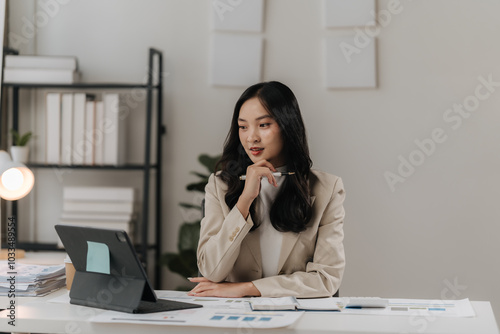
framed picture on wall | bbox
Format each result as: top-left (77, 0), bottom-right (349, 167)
top-left (212, 0), bottom-right (264, 32)
top-left (324, 35), bottom-right (377, 88)
top-left (210, 34), bottom-right (263, 87)
top-left (324, 0), bottom-right (376, 28)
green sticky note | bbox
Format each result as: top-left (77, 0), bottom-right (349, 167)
top-left (86, 241), bottom-right (110, 274)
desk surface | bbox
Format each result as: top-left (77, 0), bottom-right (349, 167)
top-left (0, 289), bottom-right (499, 334)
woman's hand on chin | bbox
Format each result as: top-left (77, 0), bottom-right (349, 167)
top-left (242, 160), bottom-right (278, 199)
top-left (237, 160), bottom-right (277, 218)
top-left (187, 277), bottom-right (261, 298)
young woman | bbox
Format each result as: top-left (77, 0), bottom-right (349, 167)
top-left (189, 81), bottom-right (345, 298)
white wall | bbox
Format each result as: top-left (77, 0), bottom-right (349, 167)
top-left (7, 0), bottom-right (500, 322)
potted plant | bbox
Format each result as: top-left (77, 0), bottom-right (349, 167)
top-left (10, 129), bottom-right (33, 163)
top-left (161, 153), bottom-right (220, 290)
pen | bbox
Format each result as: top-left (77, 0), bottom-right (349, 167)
top-left (239, 172), bottom-right (295, 180)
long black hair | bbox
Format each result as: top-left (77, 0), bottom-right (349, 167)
top-left (217, 81), bottom-right (313, 233)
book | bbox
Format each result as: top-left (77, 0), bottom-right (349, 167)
top-left (45, 93), bottom-right (61, 164)
top-left (103, 93), bottom-right (126, 165)
top-left (72, 93), bottom-right (87, 165)
top-left (63, 186), bottom-right (134, 202)
top-left (4, 55), bottom-right (78, 70)
top-left (3, 68), bottom-right (80, 84)
top-left (63, 200), bottom-right (134, 214)
top-left (84, 100), bottom-right (96, 165)
top-left (60, 93), bottom-right (74, 165)
top-left (250, 296), bottom-right (340, 311)
top-left (58, 220), bottom-right (132, 230)
top-left (94, 101), bottom-right (105, 165)
top-left (60, 212), bottom-right (133, 221)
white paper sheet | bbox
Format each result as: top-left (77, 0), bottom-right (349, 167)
top-left (90, 290), bottom-right (303, 328)
top-left (340, 298), bottom-right (476, 318)
top-left (0, 262), bottom-right (65, 282)
top-left (90, 308), bottom-right (304, 329)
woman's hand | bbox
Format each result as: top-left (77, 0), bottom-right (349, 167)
top-left (188, 277), bottom-right (261, 298)
top-left (236, 160), bottom-right (277, 218)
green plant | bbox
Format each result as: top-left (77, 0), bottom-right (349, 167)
top-left (10, 129), bottom-right (32, 146)
top-left (161, 153), bottom-right (221, 290)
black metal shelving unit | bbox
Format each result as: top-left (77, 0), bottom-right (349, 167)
top-left (0, 48), bottom-right (165, 287)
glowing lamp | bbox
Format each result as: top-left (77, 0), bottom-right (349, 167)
top-left (0, 150), bottom-right (34, 200)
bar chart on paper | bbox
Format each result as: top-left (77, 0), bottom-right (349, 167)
top-left (90, 308), bottom-right (303, 329)
top-left (341, 298), bottom-right (475, 317)
top-left (89, 290), bottom-right (303, 328)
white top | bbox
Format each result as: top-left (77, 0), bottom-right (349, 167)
top-left (256, 169), bottom-right (287, 277)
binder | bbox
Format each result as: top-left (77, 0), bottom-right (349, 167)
top-left (72, 93), bottom-right (86, 165)
top-left (46, 93), bottom-right (61, 164)
top-left (84, 100), bottom-right (96, 165)
top-left (60, 93), bottom-right (74, 165)
top-left (103, 93), bottom-right (126, 165)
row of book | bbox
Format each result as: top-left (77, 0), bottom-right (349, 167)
top-left (46, 92), bottom-right (127, 166)
top-left (3, 54), bottom-right (80, 84)
top-left (57, 186), bottom-right (136, 247)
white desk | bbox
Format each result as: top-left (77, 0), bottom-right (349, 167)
top-left (0, 289), bottom-right (498, 334)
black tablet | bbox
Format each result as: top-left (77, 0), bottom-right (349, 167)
top-left (55, 224), bottom-right (202, 313)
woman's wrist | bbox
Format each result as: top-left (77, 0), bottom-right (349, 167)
top-left (236, 197), bottom-right (252, 219)
top-left (244, 282), bottom-right (261, 297)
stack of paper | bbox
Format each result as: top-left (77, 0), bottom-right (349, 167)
top-left (57, 186), bottom-right (136, 247)
top-left (3, 55), bottom-right (80, 84)
top-left (0, 263), bottom-right (66, 297)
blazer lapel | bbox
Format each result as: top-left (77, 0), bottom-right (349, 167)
top-left (276, 196), bottom-right (316, 273)
top-left (276, 232), bottom-right (300, 273)
top-left (243, 230), bottom-right (262, 270)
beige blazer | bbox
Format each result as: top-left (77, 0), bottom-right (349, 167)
top-left (197, 169), bottom-right (346, 298)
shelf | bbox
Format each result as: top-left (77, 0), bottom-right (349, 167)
top-left (11, 242), bottom-right (63, 252)
top-left (3, 82), bottom-right (160, 89)
top-left (1, 48), bottom-right (165, 288)
top-left (5, 242), bottom-right (159, 252)
top-left (27, 163), bottom-right (158, 170)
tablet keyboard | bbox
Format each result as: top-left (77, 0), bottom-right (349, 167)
top-left (136, 298), bottom-right (202, 313)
